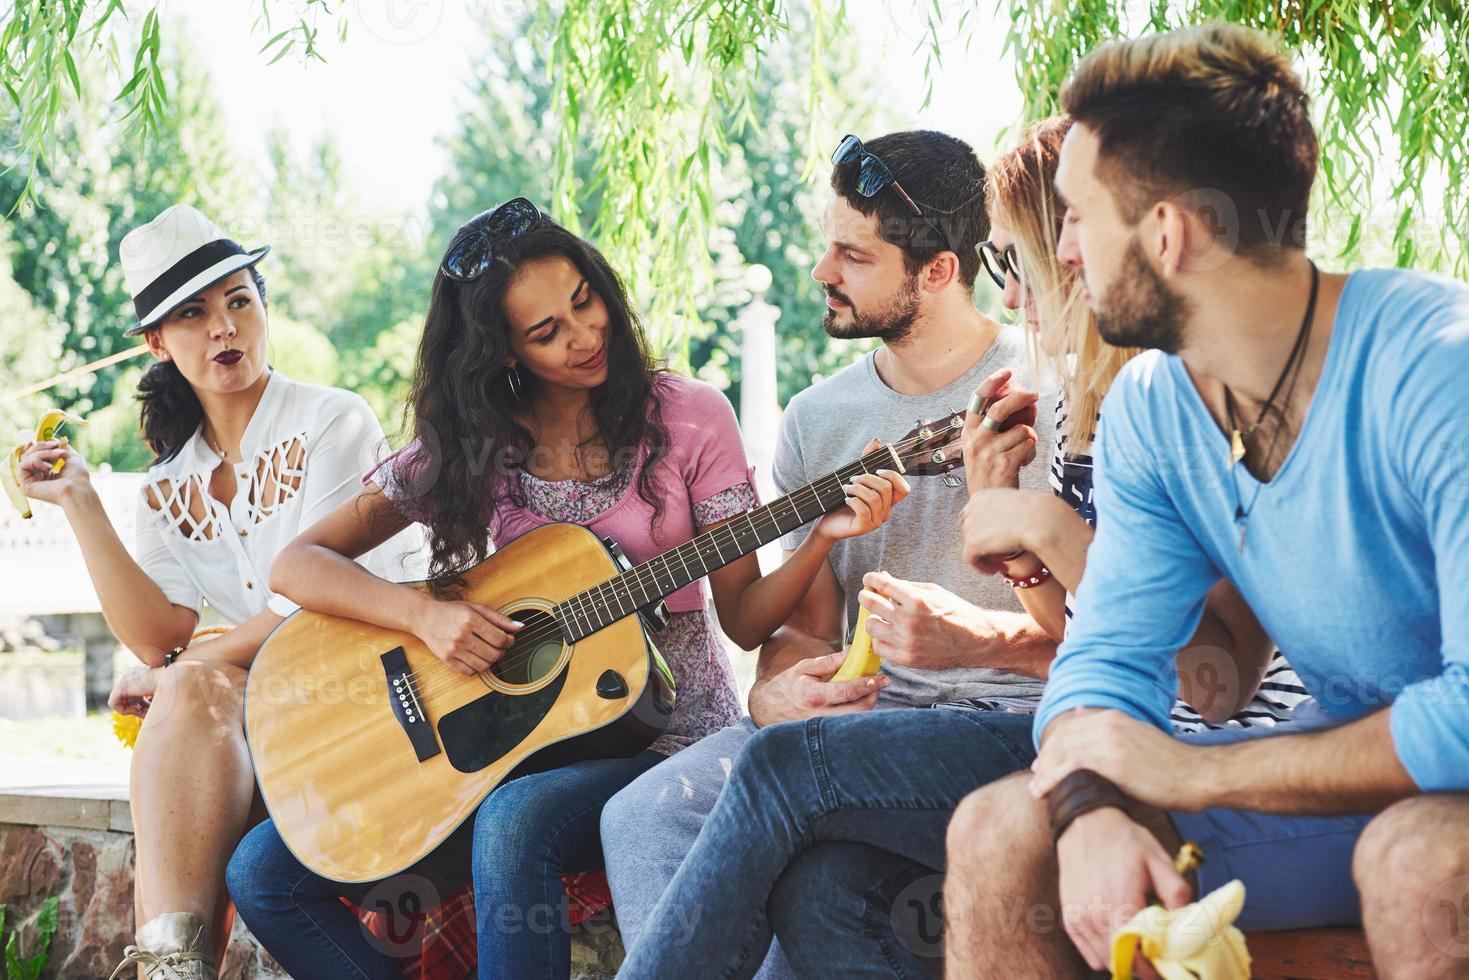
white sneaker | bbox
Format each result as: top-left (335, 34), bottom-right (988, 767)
top-left (108, 912), bottom-right (217, 980)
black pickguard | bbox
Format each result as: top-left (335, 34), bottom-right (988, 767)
top-left (437, 669), bottom-right (570, 773)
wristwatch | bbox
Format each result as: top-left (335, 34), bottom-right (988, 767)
top-left (163, 647), bottom-right (184, 667)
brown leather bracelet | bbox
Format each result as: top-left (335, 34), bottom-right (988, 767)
top-left (1047, 768), bottom-right (1130, 844)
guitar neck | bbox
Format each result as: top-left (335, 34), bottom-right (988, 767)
top-left (557, 443), bottom-right (903, 642)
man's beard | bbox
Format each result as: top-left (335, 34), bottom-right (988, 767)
top-left (823, 277), bottom-right (921, 344)
top-left (1094, 240), bottom-right (1192, 353)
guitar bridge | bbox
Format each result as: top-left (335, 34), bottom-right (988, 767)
top-left (381, 646), bottom-right (441, 763)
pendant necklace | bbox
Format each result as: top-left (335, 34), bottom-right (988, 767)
top-left (1224, 261), bottom-right (1319, 553)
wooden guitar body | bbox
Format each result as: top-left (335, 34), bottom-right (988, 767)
top-left (244, 521), bottom-right (675, 883)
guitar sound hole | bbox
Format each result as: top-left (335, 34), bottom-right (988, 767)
top-left (490, 608), bottom-right (566, 686)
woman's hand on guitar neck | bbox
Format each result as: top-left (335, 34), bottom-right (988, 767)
top-left (416, 600), bottom-right (522, 677)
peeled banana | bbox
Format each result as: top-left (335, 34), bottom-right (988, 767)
top-left (1110, 877), bottom-right (1251, 980)
top-left (1, 410), bottom-right (86, 519)
top-left (832, 603), bottom-right (882, 681)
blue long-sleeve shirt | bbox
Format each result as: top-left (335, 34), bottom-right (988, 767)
top-left (1035, 268), bottom-right (1469, 792)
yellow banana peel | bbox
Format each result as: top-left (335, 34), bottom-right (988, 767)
top-left (2, 446), bottom-right (29, 519)
top-left (1110, 878), bottom-right (1251, 980)
top-left (35, 409), bottom-right (84, 474)
top-left (832, 604), bottom-right (882, 681)
top-left (1, 409), bottom-right (86, 518)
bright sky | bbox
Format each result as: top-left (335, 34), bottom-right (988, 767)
top-left (176, 0), bottom-right (1023, 217)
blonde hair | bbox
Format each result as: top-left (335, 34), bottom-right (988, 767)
top-left (985, 116), bottom-right (1141, 450)
top-left (1060, 22), bottom-right (1317, 255)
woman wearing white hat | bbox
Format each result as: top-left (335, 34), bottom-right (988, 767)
top-left (16, 205), bottom-right (423, 980)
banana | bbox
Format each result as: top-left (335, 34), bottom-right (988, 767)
top-left (832, 604), bottom-right (882, 681)
top-left (1110, 876), bottom-right (1251, 980)
top-left (34, 409), bottom-right (84, 474)
top-left (2, 446), bottom-right (29, 519)
top-left (0, 409), bottom-right (86, 518)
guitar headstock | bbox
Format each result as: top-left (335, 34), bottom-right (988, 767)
top-left (889, 411), bottom-right (965, 477)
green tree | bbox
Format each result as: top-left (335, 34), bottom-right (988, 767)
top-left (686, 2), bottom-right (889, 405)
top-left (998, 0), bottom-right (1468, 274)
top-left (0, 241), bottom-right (66, 445)
top-left (0, 39), bottom-right (252, 417)
top-left (10, 0), bottom-right (1466, 315)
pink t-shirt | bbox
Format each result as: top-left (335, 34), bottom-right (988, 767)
top-left (367, 374), bottom-right (757, 613)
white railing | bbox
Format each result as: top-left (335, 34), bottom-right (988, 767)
top-left (0, 473), bottom-right (144, 617)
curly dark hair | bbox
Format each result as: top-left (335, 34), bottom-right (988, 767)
top-left (407, 215), bottom-right (669, 593)
top-left (137, 265), bottom-right (268, 465)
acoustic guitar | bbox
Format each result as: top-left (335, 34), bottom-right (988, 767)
top-left (245, 412), bottom-right (966, 882)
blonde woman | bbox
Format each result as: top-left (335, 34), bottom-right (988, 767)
top-left (961, 115), bottom-right (1306, 729)
top-left (17, 205), bottom-right (421, 980)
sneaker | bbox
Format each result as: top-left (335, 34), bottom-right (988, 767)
top-left (108, 912), bottom-right (217, 980)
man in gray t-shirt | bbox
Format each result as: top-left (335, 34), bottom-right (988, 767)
top-left (774, 330), bottom-right (1053, 708)
top-left (604, 130), bottom-right (1057, 980)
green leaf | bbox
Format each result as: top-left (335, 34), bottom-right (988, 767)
top-left (62, 49), bottom-right (81, 98)
top-left (258, 28), bottom-right (291, 55)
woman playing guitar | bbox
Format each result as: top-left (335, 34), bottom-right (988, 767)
top-left (228, 199), bottom-right (909, 978)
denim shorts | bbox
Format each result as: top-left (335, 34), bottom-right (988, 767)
top-left (1169, 701), bottom-right (1373, 930)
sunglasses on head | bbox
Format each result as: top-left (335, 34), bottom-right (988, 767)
top-left (440, 197), bottom-right (543, 282)
top-left (978, 240), bottom-right (1021, 289)
top-left (831, 134), bottom-right (956, 255)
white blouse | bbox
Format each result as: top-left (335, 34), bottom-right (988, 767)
top-left (133, 371), bottom-right (426, 625)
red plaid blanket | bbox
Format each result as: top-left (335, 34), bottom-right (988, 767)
top-left (346, 871), bottom-right (613, 979)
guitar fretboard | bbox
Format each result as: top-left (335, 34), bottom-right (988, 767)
top-left (555, 444), bottom-right (902, 642)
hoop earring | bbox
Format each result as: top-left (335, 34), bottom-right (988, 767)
top-left (506, 365), bottom-right (524, 400)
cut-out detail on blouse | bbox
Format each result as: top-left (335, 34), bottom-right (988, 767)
top-left (143, 431), bottom-right (309, 541)
top-left (144, 474), bottom-right (218, 542)
top-left (244, 433), bottom-right (307, 524)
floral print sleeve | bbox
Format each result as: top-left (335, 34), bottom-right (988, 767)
top-left (691, 481), bottom-right (758, 530)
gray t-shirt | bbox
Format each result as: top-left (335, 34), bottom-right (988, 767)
top-left (773, 329), bottom-right (1054, 707)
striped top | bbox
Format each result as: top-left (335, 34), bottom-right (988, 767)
top-left (1049, 396), bottom-right (1310, 733)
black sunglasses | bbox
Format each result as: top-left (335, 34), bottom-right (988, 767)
top-left (978, 240), bottom-right (1021, 289)
top-left (832, 134), bottom-right (956, 255)
top-left (440, 197), bottom-right (543, 282)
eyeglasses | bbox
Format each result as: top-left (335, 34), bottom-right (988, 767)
top-left (978, 240), bottom-right (1021, 289)
top-left (831, 134), bottom-right (955, 255)
top-left (440, 197), bottom-right (543, 282)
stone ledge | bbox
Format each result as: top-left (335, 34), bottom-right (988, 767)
top-left (0, 784), bottom-right (132, 833)
top-left (1, 787), bottom-right (621, 979)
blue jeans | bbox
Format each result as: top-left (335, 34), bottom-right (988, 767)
top-left (616, 707), bottom-right (1037, 979)
top-left (228, 750), bottom-right (661, 979)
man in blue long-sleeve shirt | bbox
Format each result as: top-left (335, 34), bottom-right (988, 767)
top-left (946, 22), bottom-right (1469, 980)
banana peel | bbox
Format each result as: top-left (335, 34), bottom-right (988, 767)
top-left (2, 446), bottom-right (29, 518)
top-left (832, 603), bottom-right (882, 681)
top-left (1, 410), bottom-right (86, 518)
top-left (34, 410), bottom-right (84, 474)
top-left (1110, 878), bottom-right (1251, 980)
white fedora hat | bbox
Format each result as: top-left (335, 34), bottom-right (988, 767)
top-left (120, 205), bottom-right (270, 336)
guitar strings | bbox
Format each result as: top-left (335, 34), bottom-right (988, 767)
top-left (400, 427), bottom-right (955, 692)
top-left (394, 423), bottom-right (959, 692)
top-left (493, 424), bottom-right (954, 657)
top-left (401, 435), bottom-right (944, 693)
